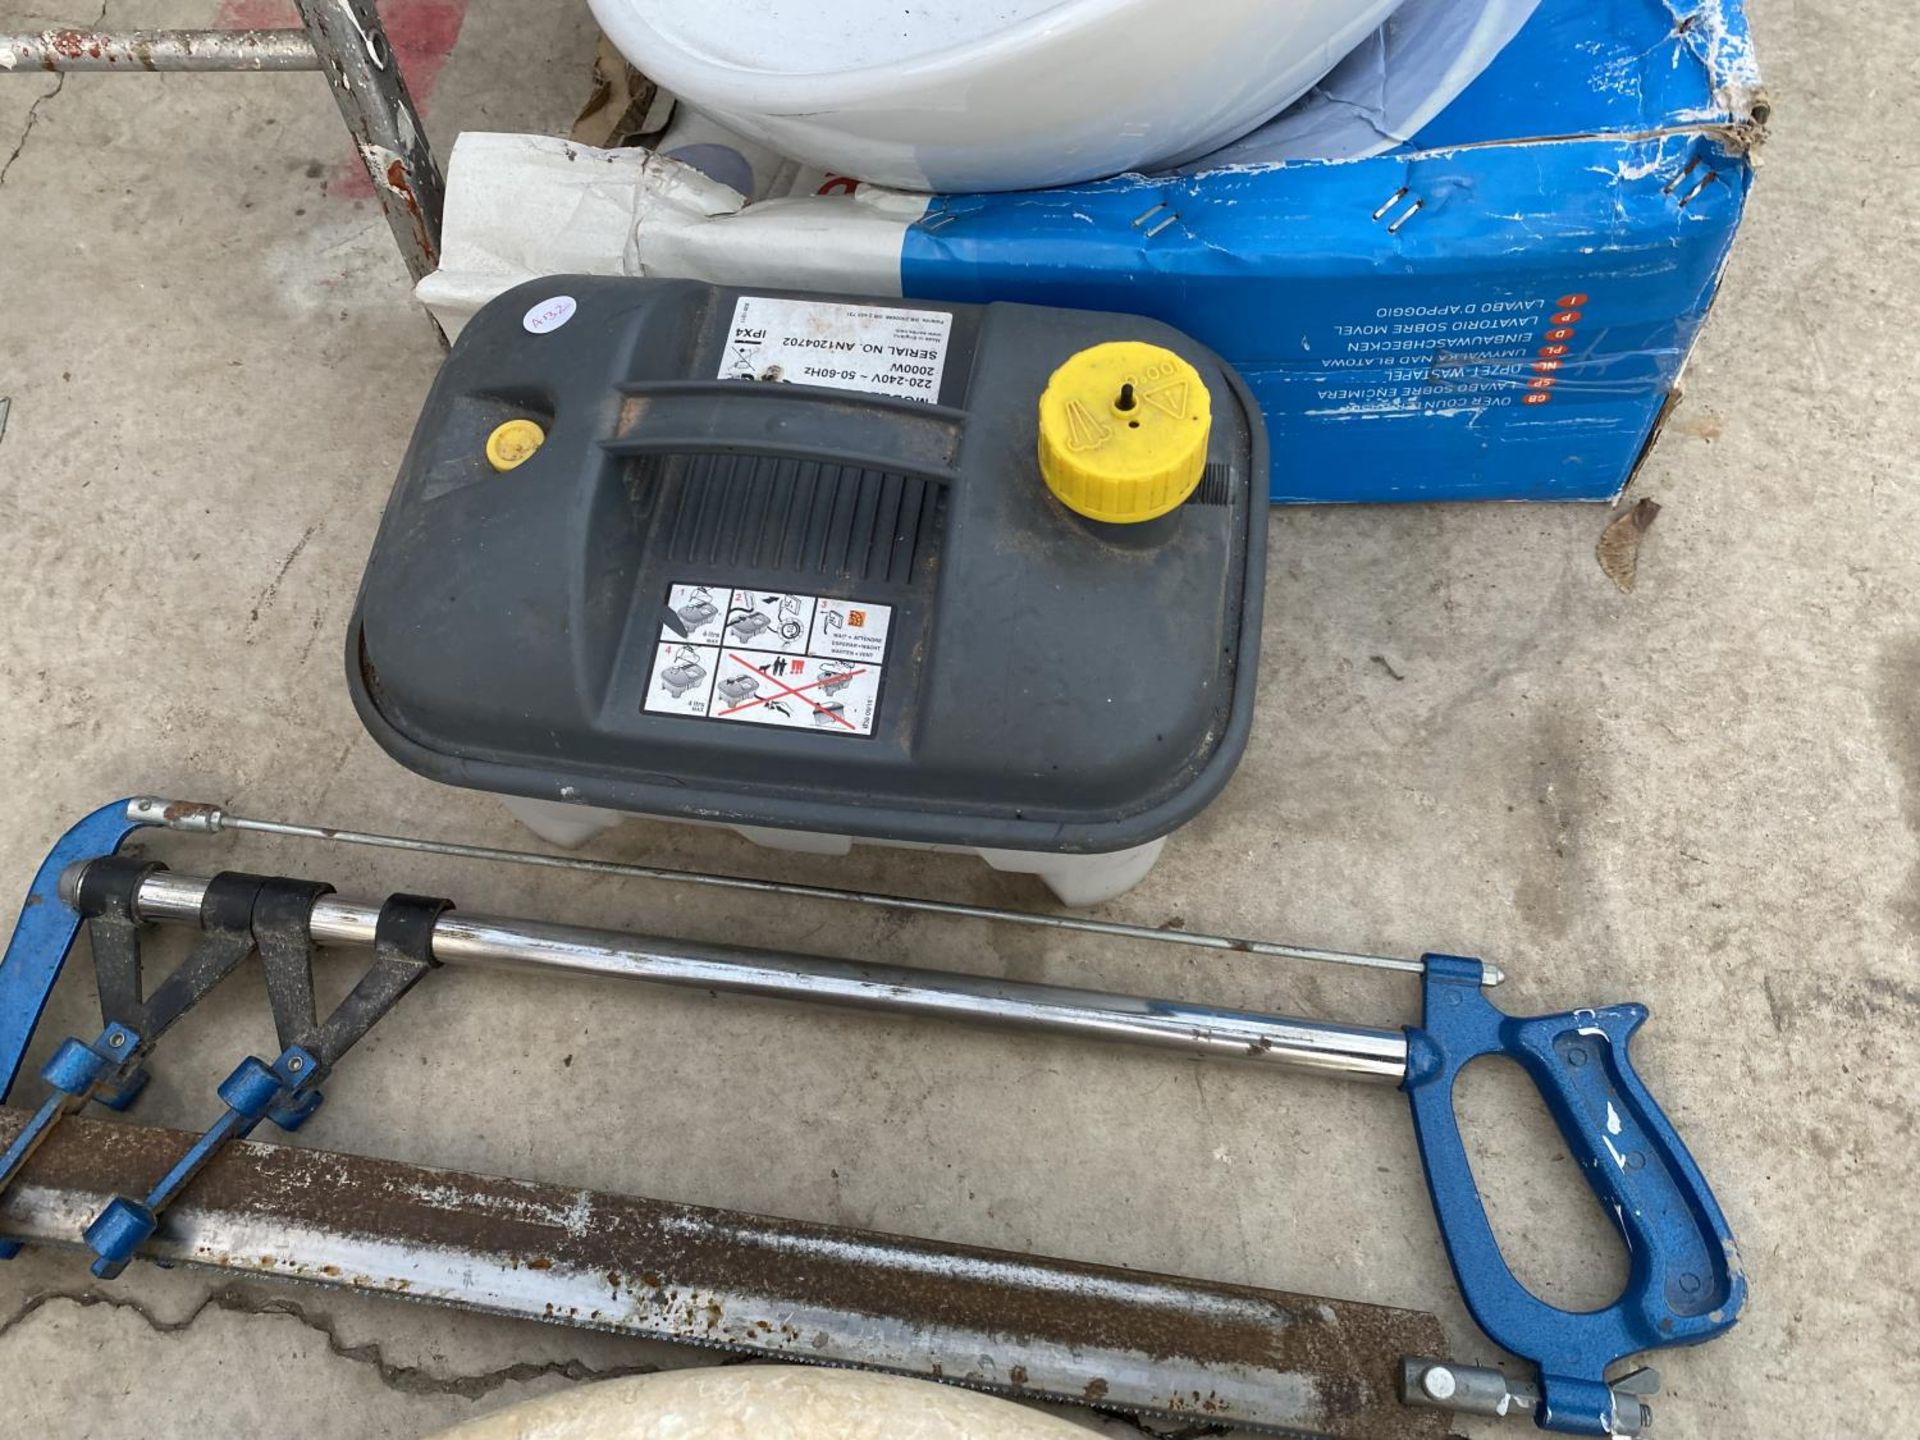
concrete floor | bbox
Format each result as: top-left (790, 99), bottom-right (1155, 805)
top-left (1, 0), bottom-right (1914, 1435)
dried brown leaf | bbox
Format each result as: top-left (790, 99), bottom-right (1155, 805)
top-left (1597, 497), bottom-right (1662, 593)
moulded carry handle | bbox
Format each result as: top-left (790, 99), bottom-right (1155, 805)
top-left (1402, 955), bottom-right (1747, 1437)
top-left (604, 378), bottom-right (967, 488)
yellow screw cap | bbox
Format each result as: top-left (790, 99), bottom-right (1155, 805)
top-left (1037, 341), bottom-right (1212, 524)
top-left (485, 419), bottom-right (546, 473)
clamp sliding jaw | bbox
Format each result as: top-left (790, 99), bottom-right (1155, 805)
top-left (79, 885), bottom-right (447, 1278)
top-left (0, 801), bottom-right (448, 1276)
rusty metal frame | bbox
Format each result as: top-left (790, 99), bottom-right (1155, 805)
top-left (1, 3), bottom-right (442, 283)
top-left (1, 29), bottom-right (320, 70)
top-left (0, 1104), bottom-right (1449, 1440)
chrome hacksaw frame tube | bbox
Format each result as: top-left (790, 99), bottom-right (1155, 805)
top-left (82, 868), bottom-right (1411, 1083)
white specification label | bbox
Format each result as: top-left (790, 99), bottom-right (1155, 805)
top-left (718, 296), bottom-right (953, 405)
top-left (647, 584), bottom-right (893, 736)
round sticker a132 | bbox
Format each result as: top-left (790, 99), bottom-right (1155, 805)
top-left (523, 295), bottom-right (577, 335)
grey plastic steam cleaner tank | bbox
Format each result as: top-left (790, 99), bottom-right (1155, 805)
top-left (348, 277), bottom-right (1268, 904)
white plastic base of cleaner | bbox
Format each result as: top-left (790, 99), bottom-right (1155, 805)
top-left (500, 796), bottom-right (1170, 908)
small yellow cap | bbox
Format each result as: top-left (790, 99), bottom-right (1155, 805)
top-left (485, 418), bottom-right (546, 473)
top-left (1037, 341), bottom-right (1212, 524)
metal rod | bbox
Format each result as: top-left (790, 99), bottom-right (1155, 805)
top-left (292, 0), bottom-right (443, 283)
top-left (101, 868), bottom-right (1411, 1082)
top-left (0, 1106), bottom-right (1448, 1439)
top-left (128, 799), bottom-right (1501, 986)
top-left (1, 10), bottom-right (442, 302)
top-left (1, 29), bottom-right (321, 72)
top-left (1400, 1358), bottom-right (1651, 1438)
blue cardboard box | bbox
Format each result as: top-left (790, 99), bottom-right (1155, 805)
top-left (903, 0), bottom-right (1765, 502)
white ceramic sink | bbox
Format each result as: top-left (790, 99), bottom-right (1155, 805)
top-left (588, 0), bottom-right (1410, 192)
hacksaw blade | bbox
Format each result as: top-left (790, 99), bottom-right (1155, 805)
top-left (0, 1106), bottom-right (1447, 1438)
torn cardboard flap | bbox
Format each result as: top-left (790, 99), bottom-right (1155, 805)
top-left (570, 34), bottom-right (671, 150)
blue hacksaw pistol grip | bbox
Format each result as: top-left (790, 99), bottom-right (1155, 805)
top-left (1403, 954), bottom-right (1747, 1436)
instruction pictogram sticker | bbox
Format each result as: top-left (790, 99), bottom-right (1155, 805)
top-left (721, 590), bottom-right (816, 654)
top-left (645, 582), bottom-right (891, 736)
top-left (711, 651), bottom-right (879, 733)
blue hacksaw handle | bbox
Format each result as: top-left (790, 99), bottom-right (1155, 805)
top-left (0, 799), bottom-right (155, 1101)
top-left (1403, 954), bottom-right (1747, 1436)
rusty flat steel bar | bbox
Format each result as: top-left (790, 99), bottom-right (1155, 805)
top-left (1, 29), bottom-right (320, 72)
top-left (0, 1106), bottom-right (1446, 1439)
